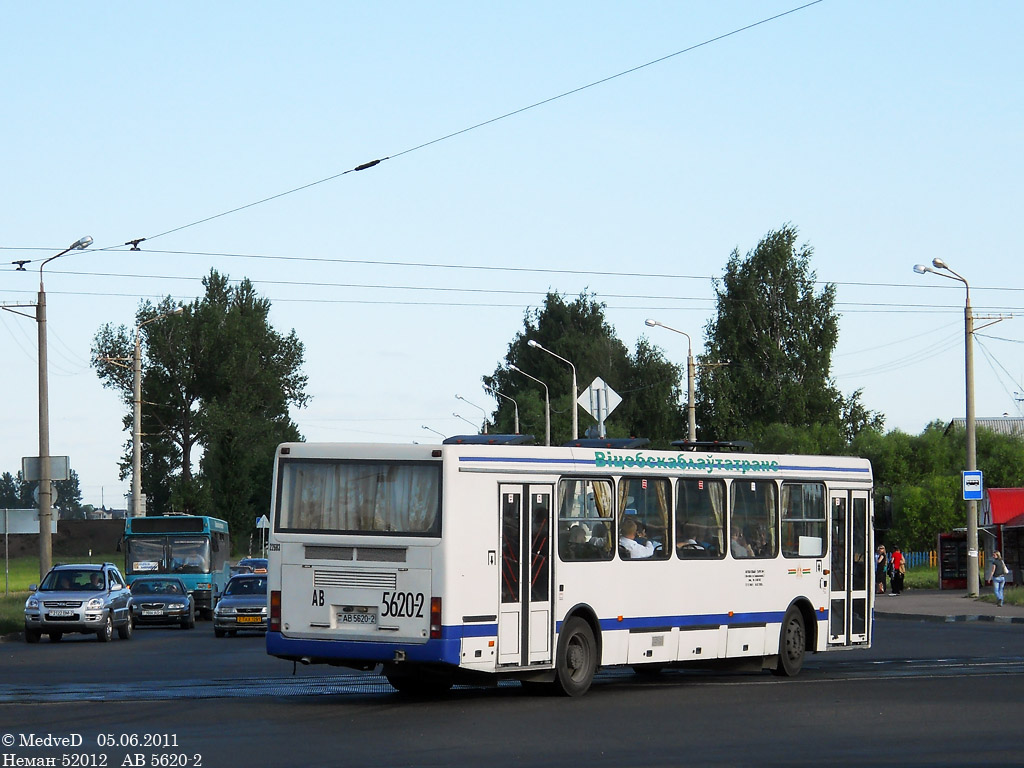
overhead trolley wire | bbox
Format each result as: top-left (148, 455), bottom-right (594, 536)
top-left (121, 1), bottom-right (827, 247)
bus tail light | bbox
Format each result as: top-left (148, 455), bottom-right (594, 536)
top-left (429, 597), bottom-right (442, 639)
top-left (270, 590), bottom-right (281, 632)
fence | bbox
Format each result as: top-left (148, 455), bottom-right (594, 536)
top-left (904, 550), bottom-right (937, 569)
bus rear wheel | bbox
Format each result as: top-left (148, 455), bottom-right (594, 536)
top-left (773, 605), bottom-right (806, 677)
top-left (554, 617), bottom-right (597, 697)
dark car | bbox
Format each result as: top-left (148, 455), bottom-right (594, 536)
top-left (130, 576), bottom-right (196, 629)
top-left (24, 563), bottom-right (134, 643)
top-left (213, 574), bottom-right (268, 636)
top-left (236, 557), bottom-right (268, 574)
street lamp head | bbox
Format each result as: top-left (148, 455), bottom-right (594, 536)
top-left (527, 339), bottom-right (540, 349)
top-left (913, 264), bottom-right (929, 274)
top-left (508, 363), bottom-right (521, 373)
top-left (931, 258), bottom-right (948, 270)
top-left (644, 319), bottom-right (658, 328)
top-left (70, 236), bottom-right (93, 251)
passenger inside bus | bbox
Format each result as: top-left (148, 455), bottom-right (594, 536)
top-left (730, 526), bottom-right (754, 558)
top-left (619, 517), bottom-right (655, 559)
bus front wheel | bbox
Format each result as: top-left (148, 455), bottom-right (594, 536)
top-left (554, 617), bottom-right (597, 697)
top-left (773, 605), bottom-right (806, 677)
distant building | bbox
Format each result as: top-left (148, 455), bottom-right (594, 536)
top-left (945, 416), bottom-right (1024, 437)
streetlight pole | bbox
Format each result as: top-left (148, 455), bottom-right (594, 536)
top-left (36, 236), bottom-right (92, 578)
top-left (455, 394), bottom-right (488, 434)
top-left (645, 319), bottom-right (697, 442)
top-left (914, 259), bottom-right (979, 596)
top-left (485, 386), bottom-right (519, 434)
top-left (509, 364), bottom-right (550, 446)
top-left (132, 308), bottom-right (184, 518)
top-left (527, 340), bottom-right (578, 440)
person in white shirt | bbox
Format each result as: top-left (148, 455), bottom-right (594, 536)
top-left (619, 517), bottom-right (655, 559)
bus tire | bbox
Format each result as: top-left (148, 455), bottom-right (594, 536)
top-left (554, 616), bottom-right (597, 697)
top-left (773, 605), bottom-right (806, 677)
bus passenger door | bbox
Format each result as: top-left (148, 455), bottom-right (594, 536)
top-left (497, 484), bottom-right (553, 667)
top-left (828, 490), bottom-right (870, 646)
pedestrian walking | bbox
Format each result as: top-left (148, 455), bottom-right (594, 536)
top-left (875, 545), bottom-right (887, 594)
top-left (889, 546), bottom-right (905, 595)
top-left (988, 550), bottom-right (1010, 607)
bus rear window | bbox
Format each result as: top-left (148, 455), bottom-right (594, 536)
top-left (276, 459), bottom-right (441, 536)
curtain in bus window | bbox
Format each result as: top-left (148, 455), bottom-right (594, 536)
top-left (592, 480), bottom-right (612, 518)
top-left (280, 461), bottom-right (439, 534)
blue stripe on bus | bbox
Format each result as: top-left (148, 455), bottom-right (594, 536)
top-left (563, 611), bottom-right (788, 633)
top-left (267, 632), bottom-right (464, 666)
top-left (269, 609), bottom-right (819, 665)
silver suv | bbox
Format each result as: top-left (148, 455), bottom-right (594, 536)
top-left (24, 563), bottom-right (134, 643)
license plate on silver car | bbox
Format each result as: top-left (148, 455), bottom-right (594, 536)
top-left (47, 610), bottom-right (74, 618)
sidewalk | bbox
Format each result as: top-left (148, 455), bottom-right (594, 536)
top-left (874, 589), bottom-right (1024, 624)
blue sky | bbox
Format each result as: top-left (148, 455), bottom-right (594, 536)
top-left (2, 1), bottom-right (1023, 508)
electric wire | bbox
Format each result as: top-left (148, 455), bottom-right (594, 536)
top-left (126, 1), bottom-right (826, 247)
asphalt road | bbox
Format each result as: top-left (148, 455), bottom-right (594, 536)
top-left (1, 618), bottom-right (1022, 767)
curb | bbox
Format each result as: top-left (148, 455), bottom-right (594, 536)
top-left (876, 612), bottom-right (1024, 625)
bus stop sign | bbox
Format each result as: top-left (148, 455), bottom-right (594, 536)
top-left (962, 470), bottom-right (983, 501)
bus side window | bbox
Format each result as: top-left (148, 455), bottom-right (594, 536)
top-left (730, 480), bottom-right (777, 559)
top-left (617, 477), bottom-right (670, 560)
top-left (676, 479), bottom-right (726, 559)
top-left (781, 482), bottom-right (826, 558)
top-left (557, 478), bottom-right (614, 562)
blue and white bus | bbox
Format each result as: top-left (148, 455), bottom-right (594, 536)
top-left (266, 437), bottom-right (872, 695)
top-left (123, 515), bottom-right (232, 619)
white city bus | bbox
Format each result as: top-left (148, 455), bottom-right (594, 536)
top-left (266, 436), bottom-right (873, 696)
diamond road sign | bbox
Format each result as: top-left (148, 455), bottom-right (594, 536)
top-left (577, 377), bottom-right (622, 420)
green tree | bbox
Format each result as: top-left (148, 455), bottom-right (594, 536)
top-left (0, 472), bottom-right (20, 508)
top-left (53, 470), bottom-right (83, 519)
top-left (695, 224), bottom-right (883, 445)
top-left (92, 270), bottom-right (308, 540)
top-left (483, 292), bottom-right (685, 446)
